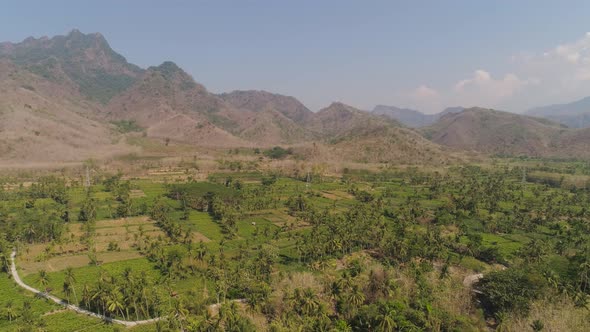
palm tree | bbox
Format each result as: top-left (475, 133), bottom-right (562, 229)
top-left (0, 253), bottom-right (9, 273)
top-left (218, 301), bottom-right (237, 324)
top-left (64, 267), bottom-right (78, 304)
top-left (81, 283), bottom-right (92, 309)
top-left (196, 241), bottom-right (208, 261)
top-left (62, 281), bottom-right (72, 303)
top-left (37, 270), bottom-right (50, 292)
top-left (3, 301), bottom-right (17, 322)
top-left (92, 282), bottom-right (109, 315)
top-left (347, 285), bottom-right (365, 308)
top-left (98, 269), bottom-right (110, 284)
top-left (377, 309), bottom-right (398, 332)
top-left (120, 268), bottom-right (141, 320)
top-left (107, 290), bottom-right (126, 319)
top-left (20, 299), bottom-right (35, 326)
top-left (332, 319), bottom-right (353, 332)
top-left (298, 288), bottom-right (320, 316)
top-left (577, 259), bottom-right (590, 293)
top-left (168, 300), bottom-right (189, 331)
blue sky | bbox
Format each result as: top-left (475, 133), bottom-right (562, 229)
top-left (2, 1), bottom-right (590, 113)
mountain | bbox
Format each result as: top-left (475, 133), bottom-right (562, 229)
top-left (300, 102), bottom-right (454, 164)
top-left (106, 63), bottom-right (317, 145)
top-left (308, 102), bottom-right (400, 137)
top-left (372, 105), bottom-right (432, 127)
top-left (440, 107), bottom-right (466, 116)
top-left (104, 61), bottom-right (250, 147)
top-left (0, 29), bottom-right (143, 104)
top-left (3, 29), bottom-right (590, 165)
top-left (217, 90), bottom-right (317, 143)
top-left (219, 90), bottom-right (313, 124)
top-left (372, 105), bottom-right (464, 128)
top-left (0, 58), bottom-right (134, 164)
top-left (421, 108), bottom-right (590, 158)
top-left (320, 124), bottom-right (456, 164)
top-left (526, 96), bottom-right (590, 128)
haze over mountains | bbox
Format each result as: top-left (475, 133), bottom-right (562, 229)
top-left (1, 30), bottom-right (590, 164)
top-left (373, 100), bottom-right (590, 130)
top-left (0, 30), bottom-right (451, 165)
top-left (421, 108), bottom-right (590, 158)
top-left (525, 96), bottom-right (590, 129)
top-left (372, 105), bottom-right (465, 128)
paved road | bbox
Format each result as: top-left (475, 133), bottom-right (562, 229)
top-left (10, 250), bottom-right (162, 327)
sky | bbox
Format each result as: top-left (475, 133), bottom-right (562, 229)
top-left (2, 1), bottom-right (590, 113)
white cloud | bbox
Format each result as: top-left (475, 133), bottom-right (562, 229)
top-left (454, 70), bottom-right (490, 91)
top-left (402, 70), bottom-right (532, 112)
top-left (452, 70), bottom-right (532, 104)
top-left (522, 32), bottom-right (590, 82)
top-left (405, 33), bottom-right (590, 112)
top-left (410, 85), bottom-right (439, 99)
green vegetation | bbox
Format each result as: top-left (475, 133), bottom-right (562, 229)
top-left (0, 160), bottom-right (589, 330)
top-left (263, 146), bottom-right (293, 159)
top-left (7, 31), bottom-right (141, 104)
top-left (111, 120), bottom-right (144, 133)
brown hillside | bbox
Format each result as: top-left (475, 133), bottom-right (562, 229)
top-left (104, 62), bottom-right (250, 145)
top-left (0, 61), bottom-right (134, 163)
top-left (0, 29), bottom-right (143, 104)
top-left (11, 31), bottom-right (582, 164)
top-left (306, 102), bottom-right (401, 139)
top-left (553, 127), bottom-right (590, 158)
top-left (107, 64), bottom-right (316, 145)
top-left (421, 108), bottom-right (584, 157)
top-left (219, 90), bottom-right (313, 124)
top-left (327, 125), bottom-right (456, 164)
top-left (299, 103), bottom-right (455, 164)
top-left (238, 108), bottom-right (317, 145)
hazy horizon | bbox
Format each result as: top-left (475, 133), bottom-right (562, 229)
top-left (3, 0), bottom-right (590, 113)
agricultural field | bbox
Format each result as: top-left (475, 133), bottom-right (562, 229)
top-left (0, 159), bottom-right (589, 331)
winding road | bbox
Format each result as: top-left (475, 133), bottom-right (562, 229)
top-left (10, 250), bottom-right (162, 327)
top-left (13, 248), bottom-right (479, 327)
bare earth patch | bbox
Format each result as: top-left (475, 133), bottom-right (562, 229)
top-left (20, 216), bottom-right (167, 274)
top-left (19, 250), bottom-right (143, 276)
top-left (130, 189), bottom-right (146, 198)
top-left (321, 190), bottom-right (354, 200)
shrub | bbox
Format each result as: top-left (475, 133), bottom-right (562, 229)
top-left (263, 146), bottom-right (293, 159)
top-left (476, 268), bottom-right (546, 317)
top-left (111, 120), bottom-right (143, 133)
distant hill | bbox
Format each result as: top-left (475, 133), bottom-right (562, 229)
top-left (301, 102), bottom-right (454, 164)
top-left (372, 105), bottom-right (464, 127)
top-left (104, 61), bottom-right (252, 147)
top-left (422, 108), bottom-right (590, 158)
top-left (526, 96), bottom-right (590, 128)
top-left (219, 90), bottom-right (314, 124)
top-left (0, 59), bottom-right (134, 163)
top-left (372, 105), bottom-right (432, 127)
top-left (106, 64), bottom-right (317, 145)
top-left (308, 102), bottom-right (399, 138)
top-left (0, 29), bottom-right (143, 104)
top-left (321, 124), bottom-right (456, 164)
top-left (218, 90), bottom-right (317, 143)
top-left (2, 30), bottom-right (590, 164)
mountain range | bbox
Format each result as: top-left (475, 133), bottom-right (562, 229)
top-left (421, 108), bottom-right (590, 158)
top-left (1, 30), bottom-right (590, 164)
top-left (0, 30), bottom-right (452, 165)
top-left (375, 97), bottom-right (590, 130)
top-left (525, 96), bottom-right (590, 128)
top-left (371, 105), bottom-right (464, 127)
